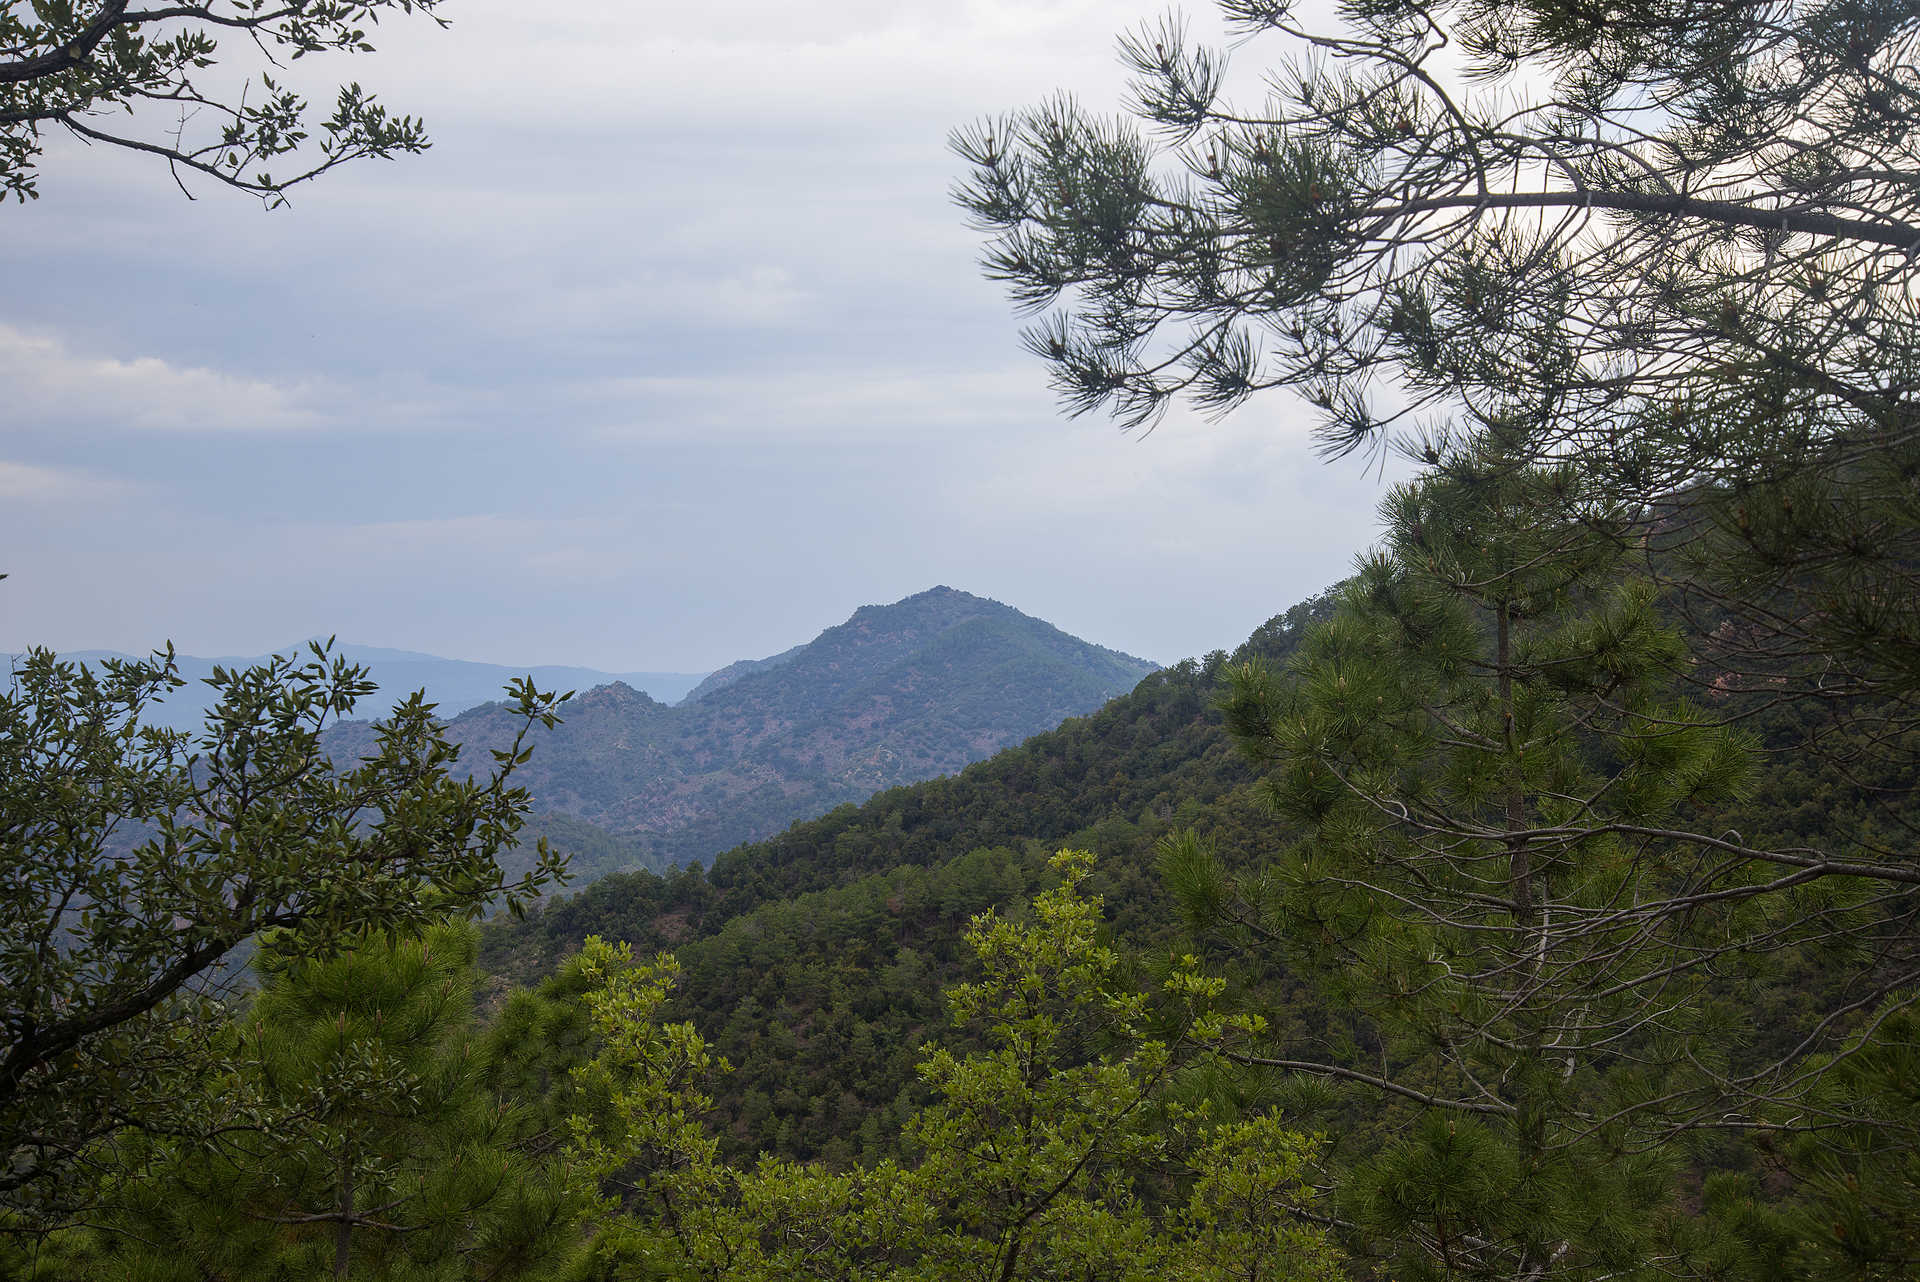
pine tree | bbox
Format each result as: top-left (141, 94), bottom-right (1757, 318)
top-left (954, 0), bottom-right (1919, 493)
top-left (1162, 436), bottom-right (1817, 1276)
top-left (1697, 1001), bottom-right (1920, 1282)
top-left (952, 0), bottom-right (1920, 839)
top-left (961, 3), bottom-right (1920, 1264)
top-left (30, 923), bottom-right (587, 1281)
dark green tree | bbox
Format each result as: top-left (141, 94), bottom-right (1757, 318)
top-left (1166, 441), bottom-right (1779, 1276)
top-left (24, 921), bottom-right (588, 1281)
top-left (1, 0), bottom-right (446, 204)
top-left (961, 3), bottom-right (1920, 1267)
top-left (1699, 1000), bottom-right (1920, 1282)
top-left (0, 642), bottom-right (566, 1230)
top-left (954, 0), bottom-right (1917, 457)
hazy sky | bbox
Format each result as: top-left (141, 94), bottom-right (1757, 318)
top-left (1, 0), bottom-right (1403, 672)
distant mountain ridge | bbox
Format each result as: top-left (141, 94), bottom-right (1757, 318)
top-left (14, 643), bottom-right (708, 732)
top-left (403, 587), bottom-right (1159, 881)
top-left (681, 643), bottom-right (808, 704)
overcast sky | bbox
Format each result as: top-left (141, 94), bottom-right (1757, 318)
top-left (1, 0), bottom-right (1404, 672)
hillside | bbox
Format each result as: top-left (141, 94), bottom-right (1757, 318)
top-left (404, 587), bottom-right (1159, 882)
top-left (480, 595), bottom-right (1332, 1163)
top-left (482, 581), bottom-right (1920, 1171)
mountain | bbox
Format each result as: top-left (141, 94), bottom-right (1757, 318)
top-left (18, 643), bottom-right (708, 731)
top-left (414, 587), bottom-right (1159, 883)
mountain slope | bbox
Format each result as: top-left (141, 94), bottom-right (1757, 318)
top-left (480, 595), bottom-right (1332, 1164)
top-left (483, 582), bottom-right (1920, 1175)
top-left (433, 587), bottom-right (1158, 880)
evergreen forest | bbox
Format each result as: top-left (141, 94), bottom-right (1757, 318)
top-left (7, 0), bottom-right (1920, 1279)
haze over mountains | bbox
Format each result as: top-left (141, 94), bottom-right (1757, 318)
top-left (331, 587), bottom-right (1159, 882)
top-left (27, 643), bottom-right (708, 731)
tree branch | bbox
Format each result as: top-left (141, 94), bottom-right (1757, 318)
top-left (1355, 187), bottom-right (1920, 253)
top-left (1220, 1050), bottom-right (1517, 1116)
top-left (0, 1), bottom-right (129, 86)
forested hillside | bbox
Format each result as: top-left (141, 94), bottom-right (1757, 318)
top-left (18, 567), bottom-right (1915, 1278)
top-left (486, 596), bottom-right (1329, 970)
top-left (475, 594), bottom-right (1330, 1159)
top-left (480, 572), bottom-right (1920, 1243)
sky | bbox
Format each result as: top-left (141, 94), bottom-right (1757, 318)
top-left (0, 0), bottom-right (1405, 673)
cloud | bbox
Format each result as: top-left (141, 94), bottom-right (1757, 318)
top-left (298, 513), bottom-right (645, 588)
top-left (374, 0), bottom-right (1133, 132)
top-left (474, 264), bottom-right (812, 339)
top-left (0, 459), bottom-right (135, 504)
top-left (0, 324), bottom-right (335, 433)
top-left (946, 394), bottom-right (1401, 551)
top-left (577, 363), bottom-right (1051, 442)
top-left (0, 0), bottom-right (1410, 672)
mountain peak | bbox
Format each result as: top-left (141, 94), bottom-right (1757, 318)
top-left (840, 586), bottom-right (1044, 635)
top-left (434, 588), bottom-right (1158, 883)
top-left (849, 584), bottom-right (985, 618)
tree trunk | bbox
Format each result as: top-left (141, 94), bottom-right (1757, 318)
top-left (334, 1147), bottom-right (354, 1281)
top-left (1497, 602), bottom-right (1534, 929)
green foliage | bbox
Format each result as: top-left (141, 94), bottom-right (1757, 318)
top-left (957, 0), bottom-right (1920, 1070)
top-left (0, 0), bottom-right (446, 204)
top-left (564, 939), bottom-right (740, 1279)
top-left (0, 642), bottom-right (566, 1228)
top-left (1130, 418), bottom-right (1920, 1279)
top-left (955, 0), bottom-right (1919, 500)
top-left (1172, 442), bottom-right (1858, 1276)
top-left (1698, 1001), bottom-right (1920, 1282)
top-left (11, 585), bottom-right (1915, 1277)
top-left (565, 852), bottom-right (1345, 1282)
top-left (22, 922), bottom-right (587, 1280)
top-left (481, 574), bottom-right (1920, 1277)
top-left (953, 0), bottom-right (1920, 1161)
